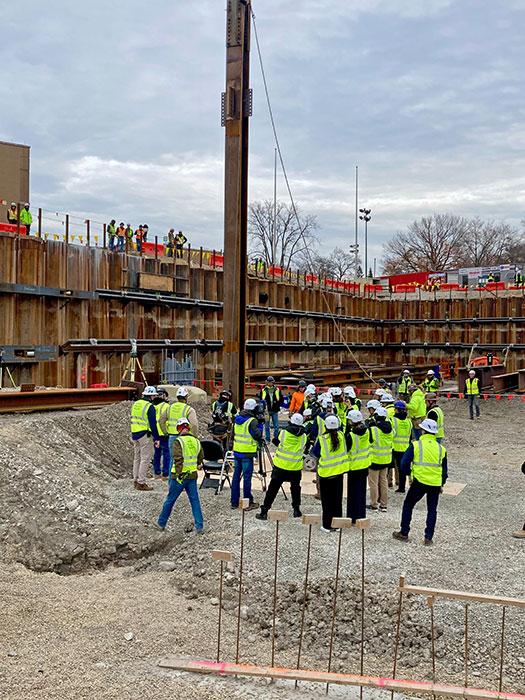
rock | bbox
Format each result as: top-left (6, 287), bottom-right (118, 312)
top-left (240, 605), bottom-right (249, 620)
top-left (33, 469), bottom-right (43, 477)
top-left (159, 560), bottom-right (177, 572)
top-left (124, 632), bottom-right (134, 641)
top-left (66, 500), bottom-right (79, 511)
top-left (7, 650), bottom-right (17, 657)
top-left (210, 597), bottom-right (219, 606)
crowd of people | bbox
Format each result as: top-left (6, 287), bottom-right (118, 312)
top-left (6, 202), bottom-right (32, 234)
top-left (128, 368), bottom-right (524, 541)
top-left (106, 220), bottom-right (188, 256)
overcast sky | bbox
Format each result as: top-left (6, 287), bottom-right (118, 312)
top-left (1, 0), bottom-right (524, 269)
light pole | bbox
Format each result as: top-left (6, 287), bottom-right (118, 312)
top-left (349, 242), bottom-right (360, 278)
top-left (359, 208), bottom-right (372, 278)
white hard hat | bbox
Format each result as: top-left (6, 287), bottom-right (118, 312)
top-left (468, 370), bottom-right (476, 376)
top-left (304, 387), bottom-right (316, 398)
top-left (344, 385), bottom-right (356, 398)
top-left (366, 399), bottom-right (381, 410)
top-left (427, 369), bottom-right (434, 375)
top-left (306, 383), bottom-right (316, 393)
top-left (331, 387), bottom-right (342, 397)
top-left (10, 202), bottom-right (16, 207)
top-left (347, 409), bottom-right (363, 424)
top-left (176, 386), bottom-right (189, 398)
top-left (290, 413), bottom-right (304, 426)
top-left (142, 385), bottom-right (158, 396)
top-left (324, 415), bottom-right (340, 430)
top-left (176, 417), bottom-right (190, 428)
top-left (243, 398), bottom-right (257, 411)
top-left (380, 394), bottom-right (394, 403)
top-left (375, 388), bottom-right (386, 397)
top-left (420, 418), bottom-right (438, 434)
top-left (374, 406), bottom-right (387, 418)
top-left (303, 408), bottom-right (312, 418)
top-left (320, 397), bottom-right (333, 409)
top-left (403, 369), bottom-right (410, 374)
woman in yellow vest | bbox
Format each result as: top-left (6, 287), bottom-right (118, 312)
top-left (465, 369), bottom-right (480, 420)
top-left (367, 405), bottom-right (393, 512)
top-left (256, 413), bottom-right (307, 520)
top-left (346, 410), bottom-right (372, 523)
top-left (311, 414), bottom-right (348, 532)
top-left (157, 418), bottom-right (204, 533)
top-left (391, 400), bottom-right (412, 493)
top-left (393, 418), bottom-right (448, 545)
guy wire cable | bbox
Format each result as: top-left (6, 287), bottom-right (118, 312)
top-left (250, 6), bottom-right (378, 385)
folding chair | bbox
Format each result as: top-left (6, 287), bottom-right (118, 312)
top-left (200, 440), bottom-right (232, 495)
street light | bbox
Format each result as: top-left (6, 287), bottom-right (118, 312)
top-left (359, 208), bottom-right (372, 278)
top-left (349, 243), bottom-right (359, 277)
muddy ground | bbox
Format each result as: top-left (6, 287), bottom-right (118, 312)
top-left (0, 398), bottom-right (524, 699)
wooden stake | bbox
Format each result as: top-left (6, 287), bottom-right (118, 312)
top-left (235, 498), bottom-right (249, 663)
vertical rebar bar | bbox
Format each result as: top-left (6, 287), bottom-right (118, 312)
top-left (359, 528), bottom-right (365, 700)
top-left (65, 214), bottom-right (69, 245)
top-left (464, 603), bottom-right (469, 688)
top-left (217, 559), bottom-right (224, 662)
top-left (326, 527), bottom-right (343, 694)
top-left (498, 606), bottom-right (506, 692)
top-left (37, 208), bottom-right (42, 238)
top-left (103, 224), bottom-right (107, 249)
top-left (235, 505), bottom-right (246, 664)
top-left (295, 521), bottom-right (313, 688)
top-left (429, 596), bottom-right (436, 700)
top-left (271, 519), bottom-right (280, 667)
top-left (391, 576), bottom-right (405, 700)
top-left (155, 235), bottom-right (158, 261)
top-left (86, 219), bottom-right (91, 247)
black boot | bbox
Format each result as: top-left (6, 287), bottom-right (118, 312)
top-left (293, 507), bottom-right (302, 518)
top-left (255, 508), bottom-right (268, 521)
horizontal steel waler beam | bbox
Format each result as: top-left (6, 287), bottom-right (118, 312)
top-left (61, 339), bottom-right (525, 354)
top-left (0, 387), bottom-right (134, 413)
top-left (1, 282), bottom-right (524, 326)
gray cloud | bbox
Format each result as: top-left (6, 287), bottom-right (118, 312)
top-left (1, 0), bottom-right (524, 269)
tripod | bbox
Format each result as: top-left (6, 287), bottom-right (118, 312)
top-left (120, 355), bottom-right (148, 385)
top-left (255, 440), bottom-right (288, 500)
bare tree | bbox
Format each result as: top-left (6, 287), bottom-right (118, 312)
top-left (249, 200), bottom-right (318, 270)
top-left (311, 247), bottom-right (361, 280)
top-left (382, 214), bottom-right (470, 274)
top-left (461, 219), bottom-right (522, 267)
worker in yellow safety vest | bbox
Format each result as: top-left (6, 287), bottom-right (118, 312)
top-left (391, 400), bottom-right (412, 493)
top-left (311, 414), bottom-right (349, 532)
top-left (397, 369), bottom-right (413, 398)
top-left (7, 202), bottom-right (17, 225)
top-left (256, 413), bottom-right (307, 520)
top-left (19, 203), bottom-right (32, 235)
top-left (425, 393), bottom-right (445, 443)
top-left (153, 388), bottom-right (170, 479)
top-left (231, 398), bottom-right (262, 510)
top-left (367, 405), bottom-right (393, 512)
top-left (157, 417), bottom-right (204, 533)
top-left (130, 385), bottom-right (160, 491)
top-left (393, 418), bottom-right (448, 545)
top-left (465, 369), bottom-right (480, 420)
top-left (422, 370), bottom-right (441, 393)
top-left (407, 384), bottom-right (427, 438)
top-left (346, 409), bottom-right (372, 523)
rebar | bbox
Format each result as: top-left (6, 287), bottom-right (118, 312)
top-left (326, 527), bottom-right (343, 694)
top-left (235, 505), bottom-right (247, 664)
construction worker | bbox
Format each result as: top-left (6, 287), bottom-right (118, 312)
top-left (422, 370), bottom-right (441, 393)
top-left (259, 376), bottom-right (282, 442)
top-left (398, 369), bottom-right (413, 399)
top-left (134, 225), bottom-right (145, 253)
top-left (157, 417), bottom-right (204, 533)
top-left (153, 388), bottom-right (170, 479)
top-left (302, 384), bottom-right (317, 412)
top-left (107, 219), bottom-right (117, 251)
top-left (256, 413), bottom-right (307, 520)
top-left (512, 461), bottom-right (525, 539)
top-left (142, 224), bottom-right (149, 242)
top-left (378, 377), bottom-right (394, 394)
top-left (487, 272), bottom-right (495, 283)
top-left (330, 387), bottom-right (347, 425)
top-left (346, 409), bottom-right (372, 523)
top-left (125, 224), bottom-right (134, 248)
top-left (289, 380), bottom-right (307, 414)
top-left (310, 415), bottom-right (348, 532)
top-left (407, 384), bottom-right (426, 438)
top-left (211, 389), bottom-right (236, 420)
top-left (426, 393), bottom-right (444, 443)
top-left (167, 386), bottom-right (198, 439)
top-left (514, 270), bottom-right (524, 287)
top-left (393, 418), bottom-right (448, 545)
top-left (465, 369), bottom-right (480, 420)
top-left (365, 399), bottom-right (381, 426)
top-left (380, 393), bottom-right (396, 422)
top-left (392, 400), bottom-right (412, 493)
top-left (116, 222), bottom-right (126, 252)
top-left (7, 203), bottom-right (17, 226)
top-left (165, 228), bottom-right (176, 257)
top-left (175, 230), bottom-right (187, 258)
top-left (19, 203), bottom-right (32, 235)
top-left (367, 405), bottom-right (393, 512)
top-left (130, 386), bottom-right (160, 491)
top-left (344, 385), bottom-right (361, 411)
top-left (231, 398), bottom-right (262, 510)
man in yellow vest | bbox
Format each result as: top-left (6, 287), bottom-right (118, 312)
top-left (367, 405), bottom-right (393, 512)
top-left (167, 387), bottom-right (199, 436)
top-left (422, 370), bottom-right (441, 393)
top-left (407, 384), bottom-right (427, 438)
top-left (231, 398), bottom-right (262, 510)
top-left (391, 400), bottom-right (412, 493)
top-left (157, 418), bottom-right (204, 533)
top-left (7, 202), bottom-right (17, 226)
top-left (397, 369), bottom-right (413, 399)
top-left (19, 203), bottom-right (32, 235)
top-left (393, 418), bottom-right (448, 545)
top-left (175, 230), bottom-right (187, 258)
top-left (153, 388), bottom-right (170, 479)
top-left (345, 409), bottom-right (372, 522)
top-left (465, 369), bottom-right (480, 420)
top-left (256, 413), bottom-right (306, 520)
top-left (130, 385), bottom-right (160, 491)
top-left (425, 393), bottom-right (445, 443)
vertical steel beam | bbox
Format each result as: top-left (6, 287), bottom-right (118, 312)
top-left (222, 0), bottom-right (251, 406)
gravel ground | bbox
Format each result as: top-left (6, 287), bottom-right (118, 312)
top-left (0, 398), bottom-right (524, 698)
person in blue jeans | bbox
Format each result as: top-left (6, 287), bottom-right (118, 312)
top-left (258, 376), bottom-right (282, 442)
top-left (231, 398), bottom-right (262, 511)
top-left (158, 418), bottom-right (204, 533)
top-left (153, 389), bottom-right (171, 479)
